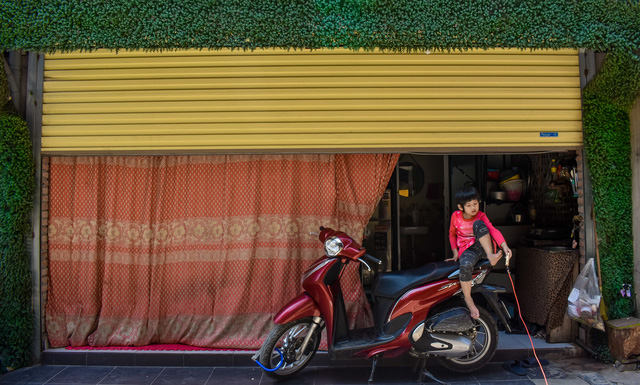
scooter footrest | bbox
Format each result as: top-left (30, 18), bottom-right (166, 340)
top-left (331, 330), bottom-right (396, 360)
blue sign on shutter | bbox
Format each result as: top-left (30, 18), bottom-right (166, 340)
top-left (540, 132), bottom-right (559, 137)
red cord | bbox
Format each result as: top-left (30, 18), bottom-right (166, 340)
top-left (506, 266), bottom-right (549, 385)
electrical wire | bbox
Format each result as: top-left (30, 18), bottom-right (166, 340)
top-left (506, 264), bottom-right (549, 385)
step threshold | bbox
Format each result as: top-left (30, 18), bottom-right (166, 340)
top-left (41, 343), bottom-right (585, 367)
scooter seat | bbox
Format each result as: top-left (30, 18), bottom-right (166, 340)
top-left (371, 261), bottom-right (461, 299)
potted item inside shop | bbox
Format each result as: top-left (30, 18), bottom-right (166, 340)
top-left (500, 179), bottom-right (523, 202)
top-left (487, 169), bottom-right (500, 181)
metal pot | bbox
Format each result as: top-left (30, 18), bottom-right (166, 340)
top-left (489, 191), bottom-right (507, 201)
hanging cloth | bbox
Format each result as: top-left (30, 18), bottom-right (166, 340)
top-left (45, 154), bottom-right (398, 348)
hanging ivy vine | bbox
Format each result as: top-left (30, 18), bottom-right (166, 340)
top-left (583, 50), bottom-right (640, 320)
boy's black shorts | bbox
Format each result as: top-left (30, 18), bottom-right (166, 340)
top-left (458, 220), bottom-right (490, 282)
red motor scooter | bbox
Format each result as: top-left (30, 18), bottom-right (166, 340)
top-left (252, 227), bottom-right (513, 383)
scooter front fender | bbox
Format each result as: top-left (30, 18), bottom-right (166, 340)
top-left (273, 293), bottom-right (321, 324)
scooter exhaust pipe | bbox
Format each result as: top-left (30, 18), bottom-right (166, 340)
top-left (411, 322), bottom-right (472, 357)
top-left (424, 333), bottom-right (473, 357)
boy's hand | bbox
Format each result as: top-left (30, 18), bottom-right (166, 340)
top-left (445, 249), bottom-right (459, 262)
top-left (502, 244), bottom-right (512, 266)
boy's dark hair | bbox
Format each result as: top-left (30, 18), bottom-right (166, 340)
top-left (455, 186), bottom-right (480, 206)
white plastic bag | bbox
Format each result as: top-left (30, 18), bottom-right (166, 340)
top-left (566, 258), bottom-right (605, 331)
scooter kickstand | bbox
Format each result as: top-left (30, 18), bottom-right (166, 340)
top-left (418, 359), bottom-right (450, 385)
top-left (368, 355), bottom-right (379, 383)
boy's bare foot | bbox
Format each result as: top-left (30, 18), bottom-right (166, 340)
top-left (487, 250), bottom-right (503, 266)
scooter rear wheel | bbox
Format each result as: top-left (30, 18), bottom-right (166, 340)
top-left (436, 306), bottom-right (498, 373)
top-left (260, 317), bottom-right (322, 380)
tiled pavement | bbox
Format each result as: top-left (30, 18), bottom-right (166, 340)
top-left (4, 359), bottom-right (640, 385)
top-left (4, 333), bottom-right (637, 385)
top-left (0, 362), bottom-right (600, 385)
top-left (35, 333), bottom-right (582, 368)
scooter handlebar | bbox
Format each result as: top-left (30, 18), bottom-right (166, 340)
top-left (358, 254), bottom-right (383, 271)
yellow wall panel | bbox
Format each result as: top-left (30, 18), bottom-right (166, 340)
top-left (42, 48), bottom-right (582, 153)
top-left (44, 88), bottom-right (581, 104)
top-left (43, 77), bottom-right (580, 92)
top-left (43, 53), bottom-right (578, 70)
top-left (44, 65), bottom-right (578, 80)
top-left (44, 121), bottom-right (583, 136)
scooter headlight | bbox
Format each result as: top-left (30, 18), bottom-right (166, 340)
top-left (324, 236), bottom-right (344, 257)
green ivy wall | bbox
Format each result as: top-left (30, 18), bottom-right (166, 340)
top-left (0, 112), bottom-right (35, 372)
top-left (583, 51), bottom-right (640, 320)
top-left (1, 0), bottom-right (639, 52)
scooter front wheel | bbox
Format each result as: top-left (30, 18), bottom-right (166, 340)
top-left (259, 317), bottom-right (323, 380)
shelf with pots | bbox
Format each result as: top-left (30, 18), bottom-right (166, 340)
top-left (484, 161), bottom-right (531, 227)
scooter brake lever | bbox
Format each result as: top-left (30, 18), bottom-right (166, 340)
top-left (309, 232), bottom-right (319, 236)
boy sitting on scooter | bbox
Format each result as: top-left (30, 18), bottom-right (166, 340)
top-left (445, 186), bottom-right (512, 319)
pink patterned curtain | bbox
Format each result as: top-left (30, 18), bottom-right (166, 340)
top-left (46, 154), bottom-right (398, 348)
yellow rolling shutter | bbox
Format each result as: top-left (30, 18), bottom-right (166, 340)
top-left (42, 48), bottom-right (581, 153)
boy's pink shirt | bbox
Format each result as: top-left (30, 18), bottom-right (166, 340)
top-left (449, 210), bottom-right (506, 255)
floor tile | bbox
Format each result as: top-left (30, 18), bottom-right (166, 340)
top-left (150, 367), bottom-right (213, 385)
top-left (205, 367), bottom-right (262, 385)
top-left (134, 353), bottom-right (184, 367)
top-left (510, 335), bottom-right (573, 349)
top-left (259, 367), bottom-right (315, 385)
top-left (417, 382), bottom-right (478, 385)
top-left (41, 352), bottom-right (87, 366)
top-left (46, 366), bottom-right (114, 384)
top-left (497, 334), bottom-right (528, 350)
top-left (0, 365), bottom-right (67, 384)
top-left (530, 380), bottom-right (588, 385)
top-left (416, 368), bottom-right (479, 384)
top-left (184, 352), bottom-right (233, 367)
top-left (472, 363), bottom-right (528, 382)
top-left (492, 350), bottom-right (529, 363)
top-left (98, 367), bottom-right (163, 385)
top-left (313, 367), bottom-right (372, 384)
top-left (507, 335), bottom-right (536, 349)
top-left (368, 366), bottom-right (422, 383)
top-left (232, 353), bottom-right (257, 367)
top-left (373, 369), bottom-right (478, 385)
top-left (574, 371), bottom-right (617, 385)
top-left (408, 379), bottom-right (478, 385)
top-left (86, 353), bottom-right (135, 367)
top-left (525, 364), bottom-right (580, 381)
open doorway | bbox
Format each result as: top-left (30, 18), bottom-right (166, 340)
top-left (397, 155), bottom-right (446, 269)
top-left (362, 151), bottom-right (583, 344)
top-left (361, 154), bottom-right (445, 280)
